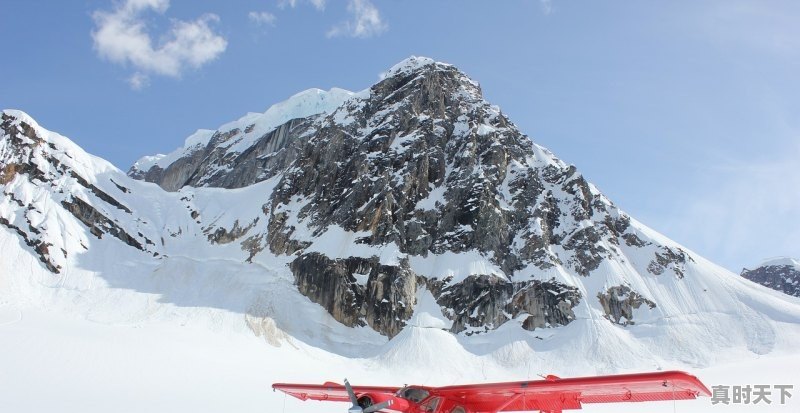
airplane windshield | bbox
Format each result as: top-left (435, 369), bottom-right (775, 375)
top-left (396, 387), bottom-right (430, 403)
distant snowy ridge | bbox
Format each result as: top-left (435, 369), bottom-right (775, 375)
top-left (129, 87), bottom-right (355, 179)
top-left (742, 257), bottom-right (800, 298)
top-left (758, 257), bottom-right (800, 269)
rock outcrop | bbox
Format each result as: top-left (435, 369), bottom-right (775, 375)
top-left (597, 285), bottom-right (657, 325)
top-left (741, 258), bottom-right (800, 297)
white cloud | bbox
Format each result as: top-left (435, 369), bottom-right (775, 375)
top-left (91, 0), bottom-right (227, 88)
top-left (248, 11), bottom-right (277, 26)
top-left (127, 72), bottom-right (150, 90)
top-left (327, 0), bottom-right (387, 38)
top-left (279, 0), bottom-right (326, 11)
top-left (539, 0), bottom-right (553, 15)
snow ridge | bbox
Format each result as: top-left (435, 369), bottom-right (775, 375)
top-left (130, 87), bottom-right (354, 173)
top-left (759, 257), bottom-right (800, 269)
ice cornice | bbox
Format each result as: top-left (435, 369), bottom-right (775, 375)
top-left (758, 257), bottom-right (800, 269)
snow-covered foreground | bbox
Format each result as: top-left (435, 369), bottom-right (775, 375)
top-left (2, 224), bottom-right (799, 413)
top-left (1, 306), bottom-right (798, 413)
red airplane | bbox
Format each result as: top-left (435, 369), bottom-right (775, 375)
top-left (273, 370), bottom-right (710, 413)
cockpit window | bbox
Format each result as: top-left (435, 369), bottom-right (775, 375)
top-left (450, 407), bottom-right (466, 413)
top-left (396, 387), bottom-right (430, 403)
top-left (420, 397), bottom-right (441, 412)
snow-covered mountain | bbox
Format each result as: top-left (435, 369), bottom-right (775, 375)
top-left (2, 57), bottom-right (800, 412)
top-left (742, 258), bottom-right (800, 297)
top-left (124, 57), bottom-right (704, 338)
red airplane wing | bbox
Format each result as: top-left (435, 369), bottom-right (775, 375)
top-left (272, 381), bottom-right (401, 403)
top-left (430, 370), bottom-right (710, 412)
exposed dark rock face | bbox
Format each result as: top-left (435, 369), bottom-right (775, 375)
top-left (68, 171), bottom-right (132, 214)
top-left (0, 216), bottom-right (61, 273)
top-left (647, 246), bottom-right (693, 278)
top-left (60, 197), bottom-right (145, 251)
top-left (290, 253), bottom-right (417, 338)
top-left (597, 285), bottom-right (656, 325)
top-left (427, 275), bottom-right (581, 334)
top-left (622, 232), bottom-right (648, 247)
top-left (205, 218), bottom-right (260, 244)
top-left (741, 260), bottom-right (800, 297)
top-left (130, 117), bottom-right (319, 191)
top-left (290, 253), bottom-right (581, 338)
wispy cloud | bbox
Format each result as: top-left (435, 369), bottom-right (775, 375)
top-left (656, 144), bottom-right (800, 270)
top-left (248, 11), bottom-right (277, 26)
top-left (91, 0), bottom-right (227, 89)
top-left (701, 0), bottom-right (800, 59)
top-left (539, 0), bottom-right (554, 15)
top-left (279, 0), bottom-right (326, 11)
top-left (327, 0), bottom-right (387, 38)
top-left (127, 72), bottom-right (150, 90)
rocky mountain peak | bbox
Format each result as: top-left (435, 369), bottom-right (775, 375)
top-left (385, 56), bottom-right (441, 75)
top-left (127, 57), bottom-right (490, 191)
top-left (122, 57), bottom-right (693, 337)
top-left (372, 55), bottom-right (482, 101)
top-left (741, 257), bottom-right (800, 297)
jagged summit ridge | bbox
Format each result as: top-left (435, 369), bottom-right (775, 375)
top-left (131, 57), bottom-right (445, 183)
top-left (127, 57), bottom-right (480, 191)
top-left (385, 56), bottom-right (440, 75)
top-left (128, 87), bottom-right (355, 190)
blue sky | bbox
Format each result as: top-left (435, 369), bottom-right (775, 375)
top-left (1, 0), bottom-right (798, 272)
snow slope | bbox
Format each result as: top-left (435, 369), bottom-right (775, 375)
top-left (1, 304), bottom-right (798, 412)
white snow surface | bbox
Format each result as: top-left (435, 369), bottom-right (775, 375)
top-left (757, 256), bottom-right (800, 269)
top-left (385, 56), bottom-right (440, 77)
top-left (3, 104), bottom-right (800, 412)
